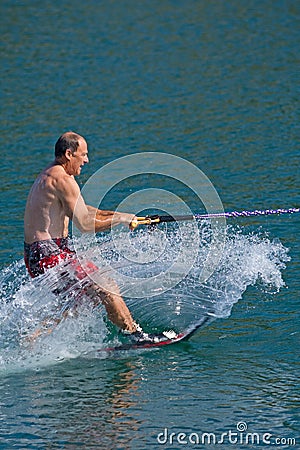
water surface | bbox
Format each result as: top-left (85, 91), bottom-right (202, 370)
top-left (0, 0), bottom-right (299, 448)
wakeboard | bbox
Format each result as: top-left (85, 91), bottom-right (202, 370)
top-left (99, 315), bottom-right (210, 352)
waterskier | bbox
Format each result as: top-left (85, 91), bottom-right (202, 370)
top-left (24, 131), bottom-right (167, 343)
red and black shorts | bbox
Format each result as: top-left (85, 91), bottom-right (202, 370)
top-left (24, 237), bottom-right (97, 280)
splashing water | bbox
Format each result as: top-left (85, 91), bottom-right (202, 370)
top-left (112, 224), bottom-right (289, 330)
top-left (0, 260), bottom-right (108, 373)
top-left (0, 223), bottom-right (290, 372)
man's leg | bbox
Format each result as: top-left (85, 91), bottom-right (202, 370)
top-left (84, 282), bottom-right (138, 333)
top-left (70, 258), bottom-right (138, 332)
top-left (85, 283), bottom-right (177, 344)
top-left (24, 249), bottom-right (139, 340)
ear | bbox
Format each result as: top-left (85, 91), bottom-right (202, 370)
top-left (65, 148), bottom-right (73, 161)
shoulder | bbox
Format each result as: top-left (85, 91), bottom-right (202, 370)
top-left (58, 174), bottom-right (79, 197)
top-left (44, 165), bottom-right (80, 195)
top-left (45, 165), bottom-right (76, 185)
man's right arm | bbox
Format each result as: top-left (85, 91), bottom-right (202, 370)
top-left (57, 175), bottom-right (136, 233)
top-left (91, 207), bottom-right (136, 232)
top-left (56, 175), bottom-right (97, 232)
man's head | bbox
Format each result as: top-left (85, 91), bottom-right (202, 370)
top-left (55, 131), bottom-right (83, 158)
top-left (55, 131), bottom-right (89, 176)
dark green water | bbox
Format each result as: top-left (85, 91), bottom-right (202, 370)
top-left (0, 0), bottom-right (299, 448)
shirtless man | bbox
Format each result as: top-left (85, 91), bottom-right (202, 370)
top-left (24, 131), bottom-right (142, 338)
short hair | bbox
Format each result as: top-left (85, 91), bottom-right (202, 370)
top-left (54, 132), bottom-right (83, 158)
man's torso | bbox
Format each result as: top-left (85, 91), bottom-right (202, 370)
top-left (24, 164), bottom-right (70, 244)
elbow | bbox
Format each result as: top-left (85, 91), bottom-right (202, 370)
top-left (73, 218), bottom-right (94, 234)
top-left (77, 225), bottom-right (93, 233)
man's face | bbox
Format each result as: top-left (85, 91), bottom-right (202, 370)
top-left (69, 138), bottom-right (89, 176)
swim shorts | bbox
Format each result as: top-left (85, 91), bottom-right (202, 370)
top-left (24, 237), bottom-right (97, 280)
